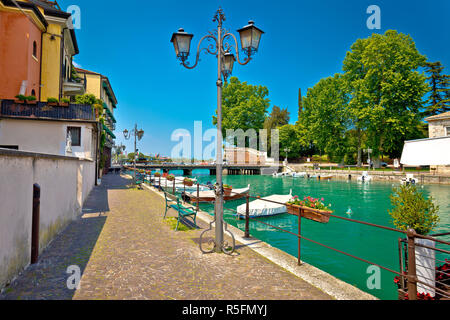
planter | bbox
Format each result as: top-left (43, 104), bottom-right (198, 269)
top-left (224, 187), bottom-right (232, 196)
top-left (183, 180), bottom-right (194, 187)
top-left (415, 238), bottom-right (436, 297)
top-left (48, 102), bottom-right (58, 106)
top-left (286, 204), bottom-right (301, 216)
top-left (14, 100), bottom-right (26, 104)
top-left (167, 176), bottom-right (175, 182)
top-left (59, 103), bottom-right (69, 107)
top-left (286, 204), bottom-right (331, 224)
top-left (27, 100), bottom-right (37, 105)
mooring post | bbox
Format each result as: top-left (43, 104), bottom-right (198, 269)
top-left (31, 184), bottom-right (40, 264)
top-left (196, 183), bottom-right (200, 211)
top-left (407, 228), bottom-right (418, 300)
top-left (298, 209), bottom-right (302, 266)
top-left (245, 195), bottom-right (250, 238)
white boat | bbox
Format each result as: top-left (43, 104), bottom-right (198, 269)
top-left (186, 185), bottom-right (251, 203)
top-left (401, 174), bottom-right (418, 185)
top-left (357, 171), bottom-right (373, 182)
top-left (236, 190), bottom-right (293, 218)
top-left (272, 172), bottom-right (284, 177)
top-left (291, 172), bottom-right (307, 178)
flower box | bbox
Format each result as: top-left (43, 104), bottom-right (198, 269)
top-left (167, 175), bottom-right (175, 181)
top-left (286, 204), bottom-right (332, 224)
top-left (183, 179), bottom-right (194, 187)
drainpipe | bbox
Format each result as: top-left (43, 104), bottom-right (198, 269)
top-left (38, 28), bottom-right (45, 101)
top-left (59, 28), bottom-right (67, 101)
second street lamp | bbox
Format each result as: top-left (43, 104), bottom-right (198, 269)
top-left (171, 8), bottom-right (264, 254)
top-left (123, 124), bottom-right (144, 184)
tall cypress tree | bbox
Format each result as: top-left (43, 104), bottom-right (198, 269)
top-left (424, 61), bottom-right (450, 115)
top-left (298, 88), bottom-right (302, 120)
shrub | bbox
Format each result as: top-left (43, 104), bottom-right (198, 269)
top-left (25, 95), bottom-right (36, 101)
top-left (15, 94), bottom-right (27, 101)
top-left (388, 185), bottom-right (440, 235)
top-left (47, 97), bottom-right (59, 103)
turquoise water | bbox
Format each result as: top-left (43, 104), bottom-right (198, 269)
top-left (163, 170), bottom-right (450, 300)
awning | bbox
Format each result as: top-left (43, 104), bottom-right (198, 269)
top-left (400, 136), bottom-right (450, 166)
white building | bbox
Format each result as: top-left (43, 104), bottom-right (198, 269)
top-left (401, 112), bottom-right (450, 175)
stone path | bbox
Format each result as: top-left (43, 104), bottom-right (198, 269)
top-left (0, 174), bottom-right (332, 300)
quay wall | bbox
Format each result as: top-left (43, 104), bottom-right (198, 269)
top-left (0, 149), bottom-right (95, 290)
top-left (286, 165), bottom-right (450, 185)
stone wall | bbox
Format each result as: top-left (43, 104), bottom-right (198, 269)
top-left (0, 149), bottom-right (95, 289)
top-left (429, 119), bottom-right (450, 138)
top-left (286, 165), bottom-right (450, 185)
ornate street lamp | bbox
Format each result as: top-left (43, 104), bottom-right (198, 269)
top-left (123, 124), bottom-right (144, 183)
top-left (171, 8), bottom-right (264, 255)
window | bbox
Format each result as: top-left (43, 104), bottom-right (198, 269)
top-left (32, 41), bottom-right (37, 58)
top-left (31, 89), bottom-right (36, 97)
top-left (67, 127), bottom-right (81, 147)
top-left (446, 127), bottom-right (450, 136)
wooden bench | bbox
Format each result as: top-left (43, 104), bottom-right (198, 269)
top-left (163, 191), bottom-right (198, 231)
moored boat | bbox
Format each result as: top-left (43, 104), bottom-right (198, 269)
top-left (236, 191), bottom-right (293, 218)
top-left (185, 185), bottom-right (251, 203)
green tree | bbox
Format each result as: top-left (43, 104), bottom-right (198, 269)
top-left (343, 30), bottom-right (429, 167)
top-left (213, 77), bottom-right (270, 139)
top-left (279, 124), bottom-right (308, 159)
top-left (423, 61), bottom-right (450, 115)
top-left (301, 74), bottom-right (350, 163)
top-left (388, 185), bottom-right (439, 235)
top-left (263, 106), bottom-right (290, 154)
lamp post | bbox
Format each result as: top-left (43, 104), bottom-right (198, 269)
top-left (123, 124), bottom-right (144, 183)
top-left (171, 8), bottom-right (263, 254)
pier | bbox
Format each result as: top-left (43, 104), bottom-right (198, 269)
top-left (132, 163), bottom-right (272, 176)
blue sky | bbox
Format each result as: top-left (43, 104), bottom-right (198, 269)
top-left (61, 0), bottom-right (450, 157)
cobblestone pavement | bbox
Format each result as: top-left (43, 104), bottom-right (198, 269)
top-left (1, 174), bottom-right (332, 300)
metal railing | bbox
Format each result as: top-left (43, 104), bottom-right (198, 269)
top-left (0, 100), bottom-right (95, 121)
top-left (128, 168), bottom-right (450, 300)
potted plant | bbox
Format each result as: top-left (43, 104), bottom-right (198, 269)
top-left (286, 196), bottom-right (333, 223)
top-left (223, 184), bottom-right (233, 196)
top-left (47, 97), bottom-right (59, 106)
top-left (389, 185), bottom-right (440, 298)
top-left (154, 172), bottom-right (161, 178)
top-left (14, 94), bottom-right (27, 104)
top-left (183, 177), bottom-right (194, 186)
top-left (167, 174), bottom-right (175, 181)
top-left (25, 95), bottom-right (37, 105)
top-left (60, 98), bottom-right (70, 107)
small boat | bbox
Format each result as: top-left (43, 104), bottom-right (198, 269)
top-left (357, 171), bottom-right (372, 182)
top-left (401, 174), bottom-right (418, 185)
top-left (291, 172), bottom-right (307, 178)
top-left (186, 185), bottom-right (251, 203)
top-left (236, 190), bottom-right (293, 218)
top-left (272, 172), bottom-right (285, 177)
top-left (318, 175), bottom-right (333, 181)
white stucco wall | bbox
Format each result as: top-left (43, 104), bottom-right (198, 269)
top-left (0, 119), bottom-right (95, 159)
top-left (0, 150), bottom-right (95, 289)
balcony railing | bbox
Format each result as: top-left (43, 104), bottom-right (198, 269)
top-left (0, 100), bottom-right (95, 121)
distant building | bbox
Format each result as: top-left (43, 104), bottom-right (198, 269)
top-left (75, 68), bottom-right (118, 173)
top-left (224, 147), bottom-right (268, 165)
top-left (400, 112), bottom-right (450, 175)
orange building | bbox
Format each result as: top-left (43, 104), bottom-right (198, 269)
top-left (0, 0), bottom-right (47, 100)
